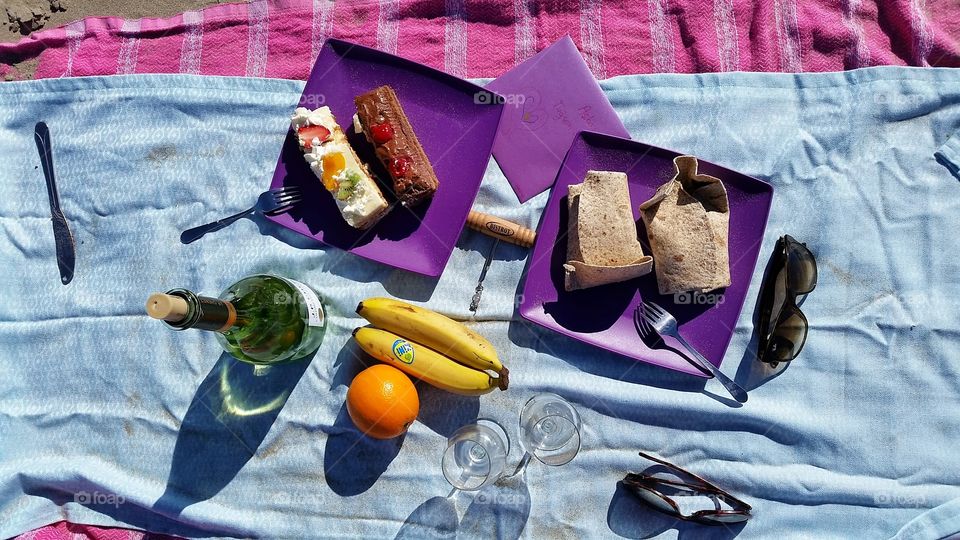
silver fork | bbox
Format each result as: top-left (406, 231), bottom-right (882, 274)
top-left (180, 186), bottom-right (302, 244)
top-left (637, 300), bottom-right (748, 403)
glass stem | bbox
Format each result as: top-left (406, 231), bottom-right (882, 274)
top-left (511, 452), bottom-right (533, 478)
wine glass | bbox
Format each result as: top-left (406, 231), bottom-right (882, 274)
top-left (512, 393), bottom-right (582, 476)
top-left (442, 418), bottom-right (510, 491)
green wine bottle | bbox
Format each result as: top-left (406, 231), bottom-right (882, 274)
top-left (146, 274), bottom-right (326, 364)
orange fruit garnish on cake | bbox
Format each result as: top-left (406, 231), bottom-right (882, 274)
top-left (322, 152), bottom-right (346, 190)
top-left (346, 364), bottom-right (419, 440)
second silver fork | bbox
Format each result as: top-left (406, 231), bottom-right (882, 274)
top-left (637, 300), bottom-right (748, 403)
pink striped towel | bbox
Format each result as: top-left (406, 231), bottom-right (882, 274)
top-left (15, 520), bottom-right (182, 540)
top-left (1, 0), bottom-right (958, 81)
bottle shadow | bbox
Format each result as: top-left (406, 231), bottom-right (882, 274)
top-left (153, 351), bottom-right (314, 517)
top-left (607, 482), bottom-right (745, 539)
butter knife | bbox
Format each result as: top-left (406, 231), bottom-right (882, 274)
top-left (34, 121), bottom-right (75, 285)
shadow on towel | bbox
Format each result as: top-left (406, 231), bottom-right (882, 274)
top-left (607, 481), bottom-right (746, 539)
top-left (416, 383), bottom-right (480, 438)
top-left (257, 217), bottom-right (442, 303)
top-left (457, 474), bottom-right (531, 540)
top-left (20, 479), bottom-right (237, 538)
top-left (395, 495), bottom-right (458, 540)
top-left (154, 351), bottom-right (314, 517)
top-left (323, 403), bottom-right (403, 496)
top-left (395, 474), bottom-right (532, 540)
top-left (507, 318), bottom-right (708, 395)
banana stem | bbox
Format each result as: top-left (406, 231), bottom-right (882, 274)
top-left (497, 367), bottom-right (510, 390)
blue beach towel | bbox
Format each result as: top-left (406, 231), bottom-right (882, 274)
top-left (1, 68), bottom-right (960, 538)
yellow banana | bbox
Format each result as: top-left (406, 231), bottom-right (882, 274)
top-left (356, 297), bottom-right (509, 388)
top-left (352, 326), bottom-right (505, 396)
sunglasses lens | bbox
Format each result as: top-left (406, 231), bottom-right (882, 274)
top-left (700, 512), bottom-right (751, 524)
top-left (784, 237), bottom-right (817, 294)
top-left (763, 306), bottom-right (808, 363)
top-left (630, 484), bottom-right (677, 514)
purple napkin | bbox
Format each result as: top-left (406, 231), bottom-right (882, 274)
top-left (486, 36), bottom-right (630, 203)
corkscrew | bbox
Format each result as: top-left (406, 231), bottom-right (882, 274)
top-left (465, 210), bottom-right (537, 313)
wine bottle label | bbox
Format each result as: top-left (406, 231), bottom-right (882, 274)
top-left (281, 277), bottom-right (325, 328)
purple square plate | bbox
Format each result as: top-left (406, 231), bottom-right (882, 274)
top-left (519, 132), bottom-right (774, 376)
top-left (266, 39), bottom-right (504, 277)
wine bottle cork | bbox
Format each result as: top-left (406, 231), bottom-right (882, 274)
top-left (466, 211), bottom-right (536, 248)
top-left (146, 293), bottom-right (190, 322)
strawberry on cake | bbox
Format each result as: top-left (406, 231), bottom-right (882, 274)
top-left (290, 106), bottom-right (389, 230)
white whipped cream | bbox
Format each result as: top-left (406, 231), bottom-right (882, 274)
top-left (302, 141), bottom-right (349, 176)
top-left (341, 178), bottom-right (384, 227)
top-left (290, 106), bottom-right (336, 132)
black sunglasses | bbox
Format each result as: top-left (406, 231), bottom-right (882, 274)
top-left (623, 452), bottom-right (752, 525)
top-left (756, 235), bottom-right (817, 366)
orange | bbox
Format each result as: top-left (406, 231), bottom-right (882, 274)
top-left (321, 152), bottom-right (346, 189)
top-left (346, 364), bottom-right (419, 440)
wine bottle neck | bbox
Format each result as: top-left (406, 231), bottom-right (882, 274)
top-left (150, 289), bottom-right (237, 333)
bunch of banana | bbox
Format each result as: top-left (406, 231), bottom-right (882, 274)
top-left (353, 297), bottom-right (509, 396)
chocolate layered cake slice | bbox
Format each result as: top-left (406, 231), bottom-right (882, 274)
top-left (354, 85), bottom-right (439, 207)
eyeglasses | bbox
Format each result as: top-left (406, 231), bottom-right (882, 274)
top-left (756, 235), bottom-right (817, 366)
top-left (623, 452), bottom-right (752, 525)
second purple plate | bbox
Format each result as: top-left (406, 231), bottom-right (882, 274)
top-left (519, 132), bottom-right (773, 377)
top-left (267, 39), bottom-right (504, 277)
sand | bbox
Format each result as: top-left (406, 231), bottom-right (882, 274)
top-left (1, 0), bottom-right (228, 43)
top-left (1, 0), bottom-right (230, 77)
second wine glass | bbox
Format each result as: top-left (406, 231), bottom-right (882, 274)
top-left (442, 418), bottom-right (510, 491)
top-left (513, 393), bottom-right (582, 475)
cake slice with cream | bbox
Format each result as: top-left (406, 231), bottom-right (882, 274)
top-left (290, 107), bottom-right (389, 230)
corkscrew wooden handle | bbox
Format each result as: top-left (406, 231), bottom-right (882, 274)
top-left (466, 211), bottom-right (536, 248)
